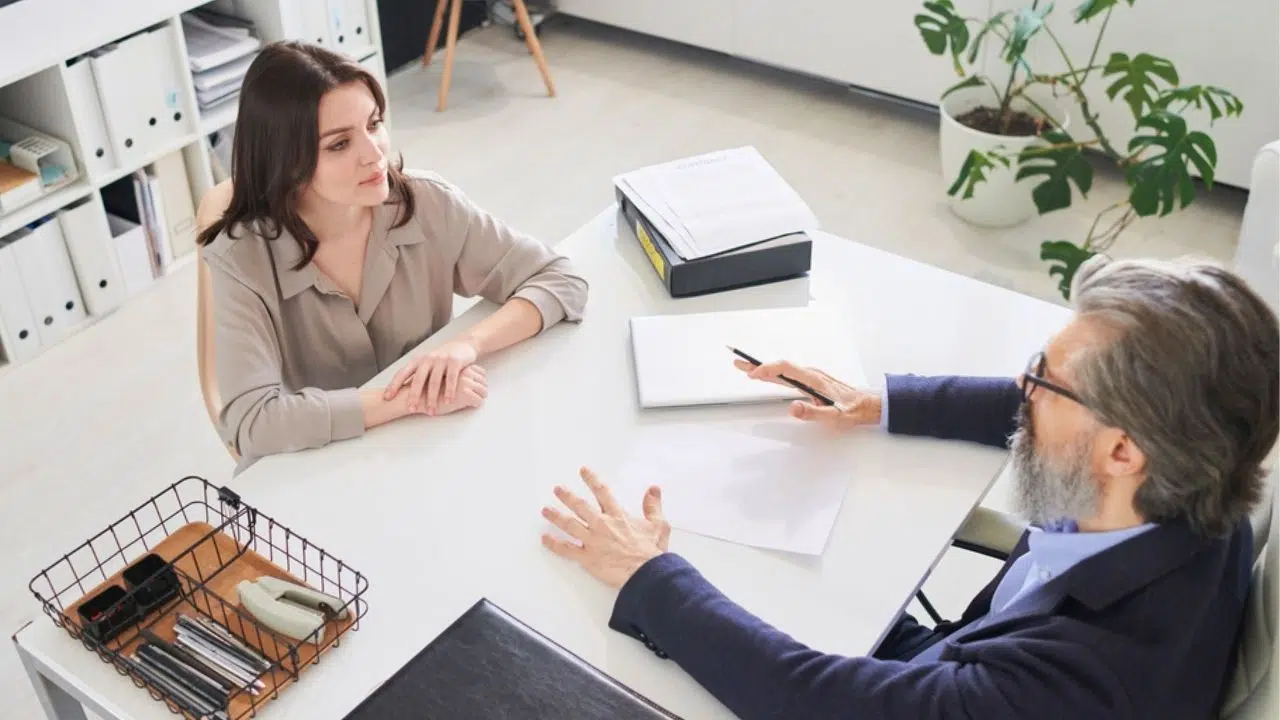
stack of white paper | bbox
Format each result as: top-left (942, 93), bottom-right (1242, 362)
top-left (182, 12), bottom-right (261, 112)
top-left (614, 147), bottom-right (819, 261)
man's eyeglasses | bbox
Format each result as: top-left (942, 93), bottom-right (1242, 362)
top-left (1019, 351), bottom-right (1086, 406)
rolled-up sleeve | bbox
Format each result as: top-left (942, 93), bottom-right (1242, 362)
top-left (441, 182), bottom-right (588, 332)
top-left (209, 263), bottom-right (365, 462)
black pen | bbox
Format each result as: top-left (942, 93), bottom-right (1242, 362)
top-left (727, 346), bottom-right (847, 412)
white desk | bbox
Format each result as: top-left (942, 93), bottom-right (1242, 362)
top-left (14, 207), bottom-right (1071, 720)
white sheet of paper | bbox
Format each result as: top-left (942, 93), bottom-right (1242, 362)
top-left (609, 420), bottom-right (854, 555)
top-left (630, 305), bottom-right (867, 408)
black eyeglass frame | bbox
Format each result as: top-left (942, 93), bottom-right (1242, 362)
top-left (1020, 351), bottom-right (1087, 406)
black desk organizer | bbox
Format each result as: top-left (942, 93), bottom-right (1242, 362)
top-left (28, 476), bottom-right (369, 719)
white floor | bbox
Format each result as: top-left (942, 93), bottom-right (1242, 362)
top-left (0, 18), bottom-right (1248, 718)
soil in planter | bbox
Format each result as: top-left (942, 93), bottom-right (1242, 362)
top-left (957, 106), bottom-right (1047, 137)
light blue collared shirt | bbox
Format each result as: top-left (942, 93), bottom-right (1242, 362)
top-left (989, 519), bottom-right (1156, 613)
top-left (877, 393), bottom-right (1156, 613)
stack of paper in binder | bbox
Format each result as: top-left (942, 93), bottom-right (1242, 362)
top-left (181, 9), bottom-right (262, 114)
top-left (613, 146), bottom-right (820, 297)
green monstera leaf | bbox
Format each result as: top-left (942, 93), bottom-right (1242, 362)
top-left (915, 0), bottom-right (971, 73)
top-left (947, 149), bottom-right (1012, 199)
top-left (1126, 110), bottom-right (1217, 217)
top-left (966, 11), bottom-right (1011, 64)
top-left (1041, 240), bottom-right (1097, 300)
top-left (1004, 3), bottom-right (1053, 64)
top-left (1074, 0), bottom-right (1134, 22)
top-left (1016, 129), bottom-right (1094, 214)
top-left (1103, 52), bottom-right (1180, 122)
top-left (1152, 85), bottom-right (1244, 124)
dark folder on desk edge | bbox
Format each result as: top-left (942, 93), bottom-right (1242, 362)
top-left (342, 598), bottom-right (682, 720)
top-left (614, 183), bottom-right (813, 298)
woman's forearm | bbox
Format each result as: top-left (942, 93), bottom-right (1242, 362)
top-left (461, 296), bottom-right (544, 356)
top-left (362, 388), bottom-right (410, 429)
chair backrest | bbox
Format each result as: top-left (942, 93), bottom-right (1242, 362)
top-left (1233, 141), bottom-right (1280, 561)
top-left (1219, 141), bottom-right (1280, 718)
top-left (1221, 488), bottom-right (1278, 718)
top-left (195, 181), bottom-right (237, 460)
top-left (196, 255), bottom-right (222, 427)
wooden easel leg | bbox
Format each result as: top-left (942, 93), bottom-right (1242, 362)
top-left (510, 0), bottom-right (556, 97)
top-left (422, 0), bottom-right (448, 67)
top-left (439, 0), bottom-right (463, 111)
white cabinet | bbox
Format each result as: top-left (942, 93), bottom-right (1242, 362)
top-left (1000, 0), bottom-right (1277, 189)
top-left (556, 0), bottom-right (736, 55)
top-left (732, 0), bottom-right (992, 105)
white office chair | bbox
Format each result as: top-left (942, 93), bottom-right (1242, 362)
top-left (945, 141), bottom-right (1280, 718)
top-left (1218, 140), bottom-right (1280, 719)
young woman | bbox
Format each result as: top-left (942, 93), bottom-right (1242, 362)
top-left (197, 41), bottom-right (588, 470)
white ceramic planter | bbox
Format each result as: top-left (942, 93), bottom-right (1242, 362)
top-left (939, 84), bottom-right (1068, 228)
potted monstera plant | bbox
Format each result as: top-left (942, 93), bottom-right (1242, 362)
top-left (915, 0), bottom-right (1243, 297)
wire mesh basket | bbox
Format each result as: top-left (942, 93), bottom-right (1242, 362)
top-left (29, 476), bottom-right (369, 719)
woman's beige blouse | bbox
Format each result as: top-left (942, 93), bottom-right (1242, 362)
top-left (202, 170), bottom-right (588, 467)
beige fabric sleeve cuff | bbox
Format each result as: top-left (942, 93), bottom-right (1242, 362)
top-left (514, 285), bottom-right (567, 334)
top-left (328, 388), bottom-right (367, 442)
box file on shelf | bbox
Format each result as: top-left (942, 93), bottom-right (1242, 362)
top-left (0, 235), bottom-right (41, 364)
top-left (58, 195), bottom-right (128, 317)
top-left (88, 22), bottom-right (197, 174)
top-left (3, 216), bottom-right (88, 346)
top-left (62, 55), bottom-right (118, 182)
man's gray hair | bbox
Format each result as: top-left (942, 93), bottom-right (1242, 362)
top-left (1067, 255), bottom-right (1279, 537)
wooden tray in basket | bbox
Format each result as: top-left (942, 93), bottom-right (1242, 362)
top-left (64, 521), bottom-right (356, 718)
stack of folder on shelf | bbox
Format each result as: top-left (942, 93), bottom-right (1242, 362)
top-left (182, 9), bottom-right (261, 115)
top-left (613, 146), bottom-right (820, 297)
top-left (101, 150), bottom-right (198, 284)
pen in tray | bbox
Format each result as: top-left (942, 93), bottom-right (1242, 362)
top-left (173, 631), bottom-right (265, 693)
top-left (127, 655), bottom-right (229, 720)
top-left (136, 645), bottom-right (229, 712)
top-left (175, 615), bottom-right (271, 672)
top-left (139, 630), bottom-right (238, 691)
top-left (140, 629), bottom-right (247, 694)
top-left (178, 614), bottom-right (271, 671)
top-left (172, 621), bottom-right (268, 692)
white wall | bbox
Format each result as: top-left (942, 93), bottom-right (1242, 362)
top-left (1009, 0), bottom-right (1279, 193)
top-left (556, 0), bottom-right (1279, 189)
top-left (730, 0), bottom-right (993, 106)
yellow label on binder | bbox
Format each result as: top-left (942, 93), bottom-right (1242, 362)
top-left (635, 221), bottom-right (666, 279)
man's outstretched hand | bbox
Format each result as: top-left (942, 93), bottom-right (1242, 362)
top-left (541, 467), bottom-right (671, 588)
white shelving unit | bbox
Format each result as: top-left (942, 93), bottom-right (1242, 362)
top-left (0, 0), bottom-right (388, 371)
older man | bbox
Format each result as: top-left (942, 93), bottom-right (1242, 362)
top-left (540, 256), bottom-right (1279, 719)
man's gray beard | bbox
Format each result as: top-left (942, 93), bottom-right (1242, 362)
top-left (1010, 405), bottom-right (1101, 526)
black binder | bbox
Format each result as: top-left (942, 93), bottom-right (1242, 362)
top-left (615, 185), bottom-right (813, 298)
top-left (342, 599), bottom-right (681, 720)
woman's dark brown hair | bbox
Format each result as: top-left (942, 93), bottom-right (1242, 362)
top-left (196, 41), bottom-right (415, 269)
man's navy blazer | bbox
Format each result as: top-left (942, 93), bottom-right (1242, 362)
top-left (608, 375), bottom-right (1252, 719)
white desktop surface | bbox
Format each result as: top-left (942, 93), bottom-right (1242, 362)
top-left (14, 207), bottom-right (1071, 719)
